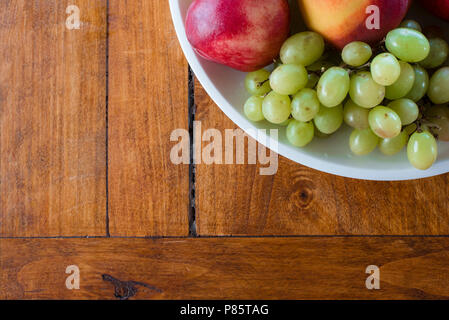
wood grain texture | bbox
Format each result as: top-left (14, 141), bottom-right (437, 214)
top-left (194, 81), bottom-right (449, 236)
top-left (108, 0), bottom-right (189, 236)
top-left (2, 237), bottom-right (449, 299)
top-left (0, 0), bottom-right (107, 236)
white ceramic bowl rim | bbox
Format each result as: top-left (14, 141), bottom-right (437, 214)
top-left (169, 0), bottom-right (449, 181)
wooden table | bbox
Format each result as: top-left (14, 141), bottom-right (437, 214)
top-left (1, 0), bottom-right (449, 300)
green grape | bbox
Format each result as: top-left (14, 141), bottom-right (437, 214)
top-left (419, 38), bottom-right (449, 69)
top-left (245, 69), bottom-right (271, 95)
top-left (386, 28), bottom-right (430, 62)
top-left (379, 131), bottom-right (408, 156)
top-left (385, 61), bottom-right (415, 100)
top-left (368, 106), bottom-right (402, 139)
top-left (349, 128), bottom-right (379, 156)
top-left (343, 99), bottom-right (370, 130)
top-left (262, 91), bottom-right (291, 124)
top-left (405, 65), bottom-right (429, 102)
top-left (270, 64), bottom-right (308, 95)
top-left (280, 31), bottom-right (325, 67)
top-left (291, 88), bottom-right (321, 122)
top-left (306, 73), bottom-right (320, 89)
top-left (349, 71), bottom-right (385, 109)
top-left (399, 19), bottom-right (422, 32)
top-left (407, 131), bottom-right (438, 170)
top-left (341, 41), bottom-right (372, 67)
top-left (314, 104), bottom-right (343, 134)
top-left (371, 53), bottom-right (401, 86)
top-left (243, 96), bottom-right (265, 122)
top-left (286, 120), bottom-right (315, 147)
top-left (317, 67), bottom-right (350, 108)
top-left (428, 67), bottom-right (449, 104)
top-left (387, 99), bottom-right (419, 125)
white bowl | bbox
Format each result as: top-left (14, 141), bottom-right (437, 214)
top-left (169, 0), bottom-right (449, 181)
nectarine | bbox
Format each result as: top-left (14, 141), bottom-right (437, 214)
top-left (297, 0), bottom-right (411, 49)
top-left (185, 0), bottom-right (290, 72)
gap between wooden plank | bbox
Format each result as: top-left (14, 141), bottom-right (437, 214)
top-left (105, 0), bottom-right (110, 237)
top-left (188, 67), bottom-right (197, 237)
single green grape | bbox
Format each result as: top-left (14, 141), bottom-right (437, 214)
top-left (407, 131), bottom-right (438, 170)
top-left (371, 53), bottom-right (401, 86)
top-left (399, 19), bottom-right (422, 32)
top-left (349, 71), bottom-right (385, 109)
top-left (387, 99), bottom-right (419, 125)
top-left (428, 67), bottom-right (449, 104)
top-left (386, 28), bottom-right (430, 62)
top-left (306, 73), bottom-right (320, 89)
top-left (280, 32), bottom-right (325, 67)
top-left (291, 88), bottom-right (321, 122)
top-left (379, 131), bottom-right (408, 156)
top-left (349, 128), bottom-right (379, 156)
top-left (270, 64), bottom-right (308, 96)
top-left (317, 67), bottom-right (350, 108)
top-left (243, 96), bottom-right (265, 122)
top-left (314, 104), bottom-right (343, 134)
top-left (245, 69), bottom-right (271, 95)
top-left (286, 119), bottom-right (315, 147)
top-left (405, 65), bottom-right (429, 102)
top-left (262, 91), bottom-right (291, 124)
top-left (385, 61), bottom-right (415, 100)
top-left (419, 38), bottom-right (449, 69)
top-left (343, 99), bottom-right (370, 130)
top-left (341, 41), bottom-right (372, 67)
top-left (368, 106), bottom-right (402, 139)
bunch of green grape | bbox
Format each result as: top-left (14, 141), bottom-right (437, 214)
top-left (243, 21), bottom-right (449, 171)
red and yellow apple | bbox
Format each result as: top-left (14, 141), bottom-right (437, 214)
top-left (297, 0), bottom-right (411, 49)
top-left (419, 0), bottom-right (449, 21)
top-left (185, 0), bottom-right (290, 72)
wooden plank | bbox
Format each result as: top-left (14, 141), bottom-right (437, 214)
top-left (0, 0), bottom-right (107, 236)
top-left (108, 1), bottom-right (189, 236)
top-left (2, 237), bottom-right (449, 299)
top-left (194, 82), bottom-right (449, 236)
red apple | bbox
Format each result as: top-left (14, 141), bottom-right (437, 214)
top-left (185, 0), bottom-right (290, 72)
top-left (419, 0), bottom-right (449, 21)
top-left (297, 0), bottom-right (411, 49)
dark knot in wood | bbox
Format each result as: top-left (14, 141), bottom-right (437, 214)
top-left (102, 274), bottom-right (162, 300)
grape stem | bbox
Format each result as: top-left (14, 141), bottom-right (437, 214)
top-left (257, 79), bottom-right (270, 88)
top-left (340, 62), bottom-right (372, 75)
top-left (309, 61), bottom-right (371, 77)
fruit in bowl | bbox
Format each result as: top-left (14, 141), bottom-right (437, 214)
top-left (297, 0), bottom-right (411, 49)
top-left (242, 16), bottom-right (449, 171)
top-left (170, 0), bottom-right (449, 179)
top-left (185, 0), bottom-right (290, 72)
